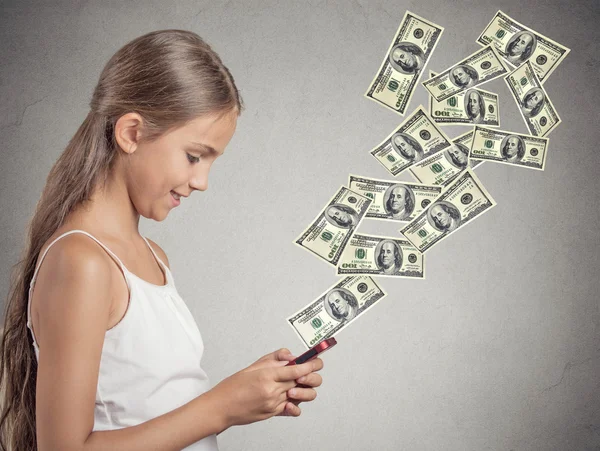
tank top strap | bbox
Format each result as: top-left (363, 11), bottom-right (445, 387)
top-left (30, 230), bottom-right (127, 288)
top-left (27, 230), bottom-right (129, 328)
top-left (141, 236), bottom-right (170, 275)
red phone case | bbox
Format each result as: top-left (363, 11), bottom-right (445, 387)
top-left (286, 337), bottom-right (337, 366)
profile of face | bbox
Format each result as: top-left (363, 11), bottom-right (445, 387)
top-left (116, 110), bottom-right (237, 221)
top-left (467, 91), bottom-right (481, 117)
top-left (504, 136), bottom-right (521, 159)
top-left (378, 241), bottom-right (398, 269)
top-left (391, 48), bottom-right (417, 72)
top-left (328, 290), bottom-right (350, 319)
top-left (392, 134), bottom-right (421, 161)
top-left (388, 186), bottom-right (408, 214)
top-left (452, 67), bottom-right (472, 87)
top-left (327, 205), bottom-right (355, 228)
top-left (509, 32), bottom-right (534, 57)
top-left (447, 145), bottom-right (468, 168)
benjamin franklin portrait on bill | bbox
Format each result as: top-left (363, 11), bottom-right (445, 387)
top-left (388, 42), bottom-right (425, 74)
top-left (323, 288), bottom-right (358, 322)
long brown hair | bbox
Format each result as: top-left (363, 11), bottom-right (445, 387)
top-left (0, 29), bottom-right (243, 450)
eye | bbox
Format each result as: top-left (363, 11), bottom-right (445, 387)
top-left (186, 153), bottom-right (200, 164)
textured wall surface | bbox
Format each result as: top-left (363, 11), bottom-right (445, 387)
top-left (1, 1), bottom-right (599, 450)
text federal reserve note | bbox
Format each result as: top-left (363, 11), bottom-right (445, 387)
top-left (370, 105), bottom-right (452, 176)
top-left (504, 61), bottom-right (561, 137)
top-left (287, 276), bottom-right (387, 348)
top-left (295, 187), bottom-right (371, 266)
top-left (476, 10), bottom-right (570, 83)
top-left (337, 233), bottom-right (424, 279)
top-left (400, 169), bottom-right (496, 253)
top-left (470, 126), bottom-right (549, 170)
top-left (348, 174), bottom-right (441, 223)
top-left (365, 11), bottom-right (443, 115)
top-left (428, 71), bottom-right (500, 127)
top-left (410, 130), bottom-right (484, 187)
top-left (422, 45), bottom-right (508, 102)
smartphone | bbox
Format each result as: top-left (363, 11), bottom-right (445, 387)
top-left (286, 337), bottom-right (337, 366)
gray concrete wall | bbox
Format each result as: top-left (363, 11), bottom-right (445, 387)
top-left (1, 1), bottom-right (599, 450)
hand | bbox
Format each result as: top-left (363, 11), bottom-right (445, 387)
top-left (208, 348), bottom-right (323, 428)
top-left (246, 348), bottom-right (324, 418)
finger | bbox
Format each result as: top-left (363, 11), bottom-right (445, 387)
top-left (286, 401), bottom-right (301, 416)
top-left (257, 347), bottom-right (294, 363)
top-left (287, 387), bottom-right (317, 402)
top-left (278, 401), bottom-right (301, 417)
top-left (275, 358), bottom-right (323, 382)
top-left (246, 358), bottom-right (291, 373)
top-left (296, 372), bottom-right (323, 388)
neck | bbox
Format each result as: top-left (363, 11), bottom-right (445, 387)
top-left (68, 162), bottom-right (141, 241)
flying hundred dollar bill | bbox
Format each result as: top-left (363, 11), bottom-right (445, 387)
top-left (504, 61), bottom-right (561, 137)
top-left (476, 10), bottom-right (570, 83)
top-left (400, 169), bottom-right (496, 253)
top-left (428, 70), bottom-right (500, 127)
top-left (295, 186), bottom-right (371, 267)
top-left (410, 130), bottom-right (484, 187)
top-left (286, 276), bottom-right (387, 348)
top-left (348, 174), bottom-right (441, 222)
top-left (370, 105), bottom-right (452, 176)
top-left (422, 45), bottom-right (508, 102)
top-left (365, 11), bottom-right (444, 115)
top-left (469, 126), bottom-right (549, 170)
top-left (337, 233), bottom-right (424, 279)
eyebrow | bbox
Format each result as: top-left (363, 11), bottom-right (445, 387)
top-left (188, 142), bottom-right (222, 155)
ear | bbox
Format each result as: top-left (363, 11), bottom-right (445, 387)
top-left (114, 112), bottom-right (144, 155)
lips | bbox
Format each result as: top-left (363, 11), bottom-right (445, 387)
top-left (170, 191), bottom-right (181, 200)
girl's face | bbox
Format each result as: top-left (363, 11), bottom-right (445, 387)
top-left (119, 109), bottom-right (238, 221)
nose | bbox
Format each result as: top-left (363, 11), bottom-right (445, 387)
top-left (189, 165), bottom-right (210, 192)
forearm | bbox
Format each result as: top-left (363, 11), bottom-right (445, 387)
top-left (83, 390), bottom-right (228, 451)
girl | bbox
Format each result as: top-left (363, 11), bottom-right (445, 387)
top-left (0, 29), bottom-right (324, 451)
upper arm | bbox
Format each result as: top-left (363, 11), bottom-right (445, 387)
top-left (33, 235), bottom-right (114, 451)
top-left (146, 238), bottom-right (170, 270)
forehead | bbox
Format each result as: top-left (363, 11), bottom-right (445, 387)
top-left (521, 33), bottom-right (533, 42)
top-left (173, 110), bottom-right (238, 145)
top-left (381, 242), bottom-right (395, 249)
top-left (391, 185), bottom-right (406, 194)
top-left (431, 204), bottom-right (444, 213)
top-left (328, 291), bottom-right (343, 301)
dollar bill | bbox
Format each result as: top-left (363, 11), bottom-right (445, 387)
top-left (371, 105), bottom-right (452, 176)
top-left (410, 130), bottom-right (484, 187)
top-left (348, 174), bottom-right (441, 223)
top-left (337, 234), bottom-right (424, 279)
top-left (365, 11), bottom-right (444, 116)
top-left (295, 186), bottom-right (372, 267)
top-left (504, 61), bottom-right (561, 137)
top-left (476, 10), bottom-right (570, 83)
top-left (400, 169), bottom-right (496, 253)
top-left (422, 45), bottom-right (508, 102)
top-left (428, 70), bottom-right (500, 127)
top-left (470, 126), bottom-right (549, 170)
top-left (287, 276), bottom-right (387, 348)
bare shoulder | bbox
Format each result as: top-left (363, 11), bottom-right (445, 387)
top-left (32, 233), bottom-right (115, 448)
top-left (146, 237), bottom-right (171, 269)
top-left (33, 233), bottom-right (115, 341)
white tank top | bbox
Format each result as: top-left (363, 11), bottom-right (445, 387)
top-left (26, 230), bottom-right (219, 451)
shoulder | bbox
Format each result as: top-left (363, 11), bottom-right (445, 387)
top-left (145, 237), bottom-right (171, 269)
top-left (31, 233), bottom-right (117, 448)
top-left (32, 232), bottom-right (116, 351)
